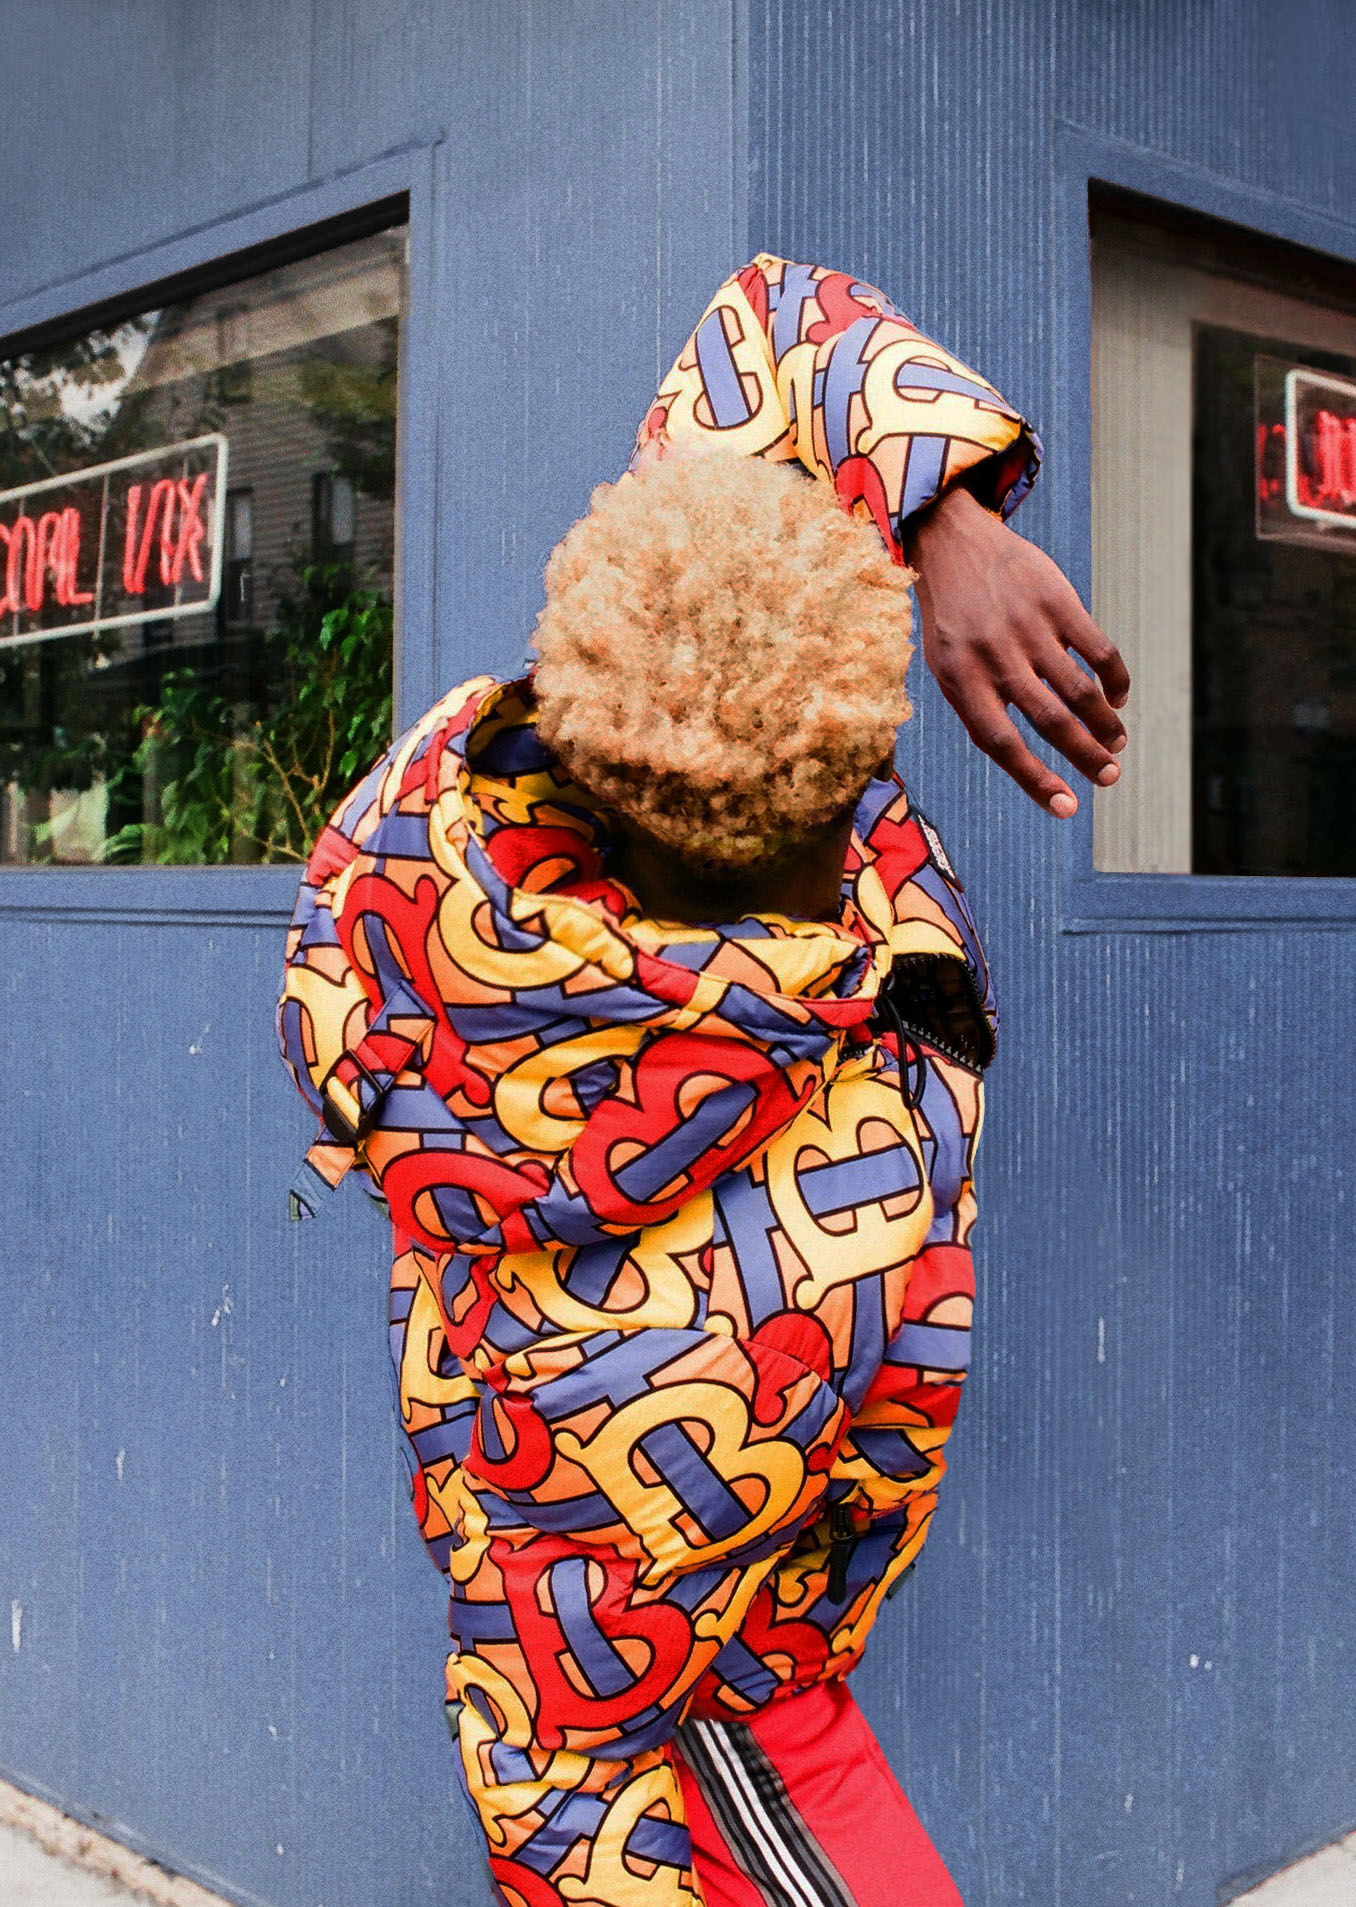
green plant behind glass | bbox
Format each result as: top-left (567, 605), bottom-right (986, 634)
top-left (107, 563), bottom-right (393, 865)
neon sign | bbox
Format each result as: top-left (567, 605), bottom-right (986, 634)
top-left (1284, 369), bottom-right (1356, 526)
top-left (0, 434), bottom-right (226, 649)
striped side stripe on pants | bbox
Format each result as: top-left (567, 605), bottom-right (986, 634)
top-left (672, 1681), bottom-right (964, 1907)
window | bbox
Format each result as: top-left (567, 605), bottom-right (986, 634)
top-left (0, 221), bottom-right (404, 866)
top-left (312, 471), bottom-right (356, 563)
top-left (1091, 192), bottom-right (1356, 876)
top-left (223, 488), bottom-right (254, 627)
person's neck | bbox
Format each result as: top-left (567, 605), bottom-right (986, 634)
top-left (612, 813), bottom-right (857, 926)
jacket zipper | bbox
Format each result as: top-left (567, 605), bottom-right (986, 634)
top-left (826, 1501), bottom-right (860, 1605)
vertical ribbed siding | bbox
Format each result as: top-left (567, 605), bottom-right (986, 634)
top-left (2, 6), bottom-right (1353, 1906)
top-left (751, 5), bottom-right (1355, 1905)
top-left (0, 5), bottom-right (742, 1906)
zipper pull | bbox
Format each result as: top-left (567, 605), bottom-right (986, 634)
top-left (826, 1502), bottom-right (857, 1605)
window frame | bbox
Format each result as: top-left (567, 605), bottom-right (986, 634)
top-left (0, 145), bottom-right (439, 926)
top-left (1054, 126), bottom-right (1356, 932)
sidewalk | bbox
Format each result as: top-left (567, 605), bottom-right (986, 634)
top-left (0, 1820), bottom-right (149, 1906)
top-left (1, 1774), bottom-right (1352, 1906)
top-left (0, 1783), bottom-right (230, 1907)
top-left (1225, 1831), bottom-right (1356, 1907)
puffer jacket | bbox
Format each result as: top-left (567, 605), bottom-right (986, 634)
top-left (279, 252), bottom-right (1031, 1907)
top-left (278, 677), bottom-right (994, 1906)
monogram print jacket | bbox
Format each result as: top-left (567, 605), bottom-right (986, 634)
top-left (279, 253), bottom-right (1032, 1907)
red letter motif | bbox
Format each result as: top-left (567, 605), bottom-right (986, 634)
top-left (123, 485), bottom-right (143, 594)
top-left (58, 507), bottom-right (94, 607)
top-left (168, 473), bottom-right (208, 584)
top-left (1255, 421), bottom-right (1286, 507)
top-left (32, 512), bottom-right (66, 611)
top-left (123, 478), bottom-right (176, 595)
top-left (5, 517), bottom-right (36, 618)
top-left (1308, 410), bottom-right (1356, 507)
top-left (0, 508), bottom-right (94, 617)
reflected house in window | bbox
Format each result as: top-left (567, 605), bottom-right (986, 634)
top-left (223, 487), bottom-right (254, 627)
top-left (0, 222), bottom-right (404, 866)
top-left (312, 470), bottom-right (356, 564)
top-left (1091, 192), bottom-right (1356, 878)
top-left (116, 234), bottom-right (400, 640)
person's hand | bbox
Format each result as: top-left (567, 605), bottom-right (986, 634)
top-left (902, 483), bottom-right (1130, 817)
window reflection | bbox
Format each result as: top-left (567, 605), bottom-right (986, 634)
top-left (1194, 329), bottom-right (1356, 876)
top-left (0, 222), bottom-right (403, 865)
top-left (1092, 194), bottom-right (1356, 878)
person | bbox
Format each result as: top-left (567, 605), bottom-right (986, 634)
top-left (278, 255), bottom-right (1128, 1907)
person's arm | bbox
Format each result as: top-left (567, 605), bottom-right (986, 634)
top-left (830, 1043), bottom-right (980, 1541)
top-left (633, 252), bottom-right (1130, 814)
top-left (685, 1047), bottom-right (982, 1702)
top-left (830, 780), bottom-right (985, 1600)
top-left (277, 680), bottom-right (494, 1215)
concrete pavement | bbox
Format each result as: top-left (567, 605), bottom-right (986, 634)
top-left (1228, 1830), bottom-right (1356, 1906)
top-left (0, 1783), bottom-right (228, 1907)
top-left (0, 1819), bottom-right (155, 1905)
top-left (2, 1774), bottom-right (1351, 1906)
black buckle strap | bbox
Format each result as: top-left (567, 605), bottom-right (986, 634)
top-left (319, 1052), bottom-right (388, 1148)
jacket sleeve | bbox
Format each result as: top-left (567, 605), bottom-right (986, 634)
top-left (631, 252), bottom-right (1041, 559)
top-left (690, 1031), bottom-right (982, 1712)
top-left (276, 681), bottom-right (494, 1205)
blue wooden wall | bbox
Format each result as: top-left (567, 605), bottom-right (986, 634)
top-left (0, 5), bottom-right (740, 1905)
top-left (1, 5), bottom-right (1352, 1906)
top-left (744, 3), bottom-right (1356, 1903)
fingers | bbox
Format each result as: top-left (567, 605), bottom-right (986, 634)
top-left (1036, 644), bottom-right (1128, 753)
top-left (1049, 588), bottom-right (1131, 709)
top-left (949, 689), bottom-right (1080, 816)
top-left (1007, 676), bottom-right (1121, 787)
top-left (913, 516), bottom-right (1131, 814)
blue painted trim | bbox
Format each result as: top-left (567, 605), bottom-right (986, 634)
top-left (1051, 124), bottom-right (1356, 932)
top-left (392, 144), bottom-right (441, 727)
top-left (0, 143), bottom-right (432, 341)
top-left (0, 866), bottom-right (299, 925)
top-left (1061, 873), bottom-right (1356, 932)
top-left (0, 144), bottom-right (440, 923)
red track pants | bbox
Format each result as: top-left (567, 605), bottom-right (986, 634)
top-left (673, 1681), bottom-right (963, 1907)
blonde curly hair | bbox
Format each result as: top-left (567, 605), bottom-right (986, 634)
top-left (531, 447), bottom-right (914, 871)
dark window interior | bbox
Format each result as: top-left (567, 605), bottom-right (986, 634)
top-left (1194, 328), bottom-right (1356, 875)
top-left (1094, 186), bottom-right (1356, 877)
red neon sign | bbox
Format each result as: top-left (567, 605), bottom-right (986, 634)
top-left (120, 473), bottom-right (211, 596)
top-left (0, 434), bottom-right (226, 647)
top-left (0, 507), bottom-right (93, 616)
top-left (1298, 402), bottom-right (1356, 512)
top-left (1256, 409), bottom-right (1356, 516)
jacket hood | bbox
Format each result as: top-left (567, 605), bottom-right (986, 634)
top-left (279, 676), bottom-right (992, 1257)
